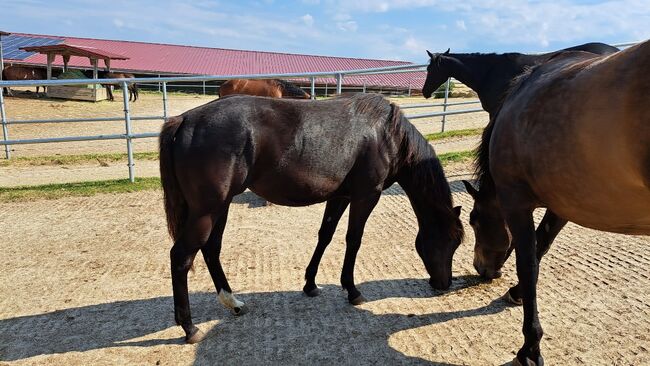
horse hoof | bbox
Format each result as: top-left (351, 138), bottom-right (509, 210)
top-left (502, 290), bottom-right (523, 306)
top-left (185, 328), bottom-right (206, 344)
top-left (349, 294), bottom-right (367, 306)
top-left (304, 286), bottom-right (321, 297)
top-left (512, 356), bottom-right (542, 366)
top-left (231, 304), bottom-right (248, 316)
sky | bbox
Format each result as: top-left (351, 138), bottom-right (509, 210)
top-left (1, 0), bottom-right (648, 62)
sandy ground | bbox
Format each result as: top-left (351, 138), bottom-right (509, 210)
top-left (1, 162), bottom-right (649, 365)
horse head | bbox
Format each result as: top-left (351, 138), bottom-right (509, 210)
top-left (462, 180), bottom-right (511, 279)
top-left (422, 48), bottom-right (450, 99)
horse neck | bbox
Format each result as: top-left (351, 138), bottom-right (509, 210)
top-left (396, 127), bottom-right (454, 227)
top-left (446, 53), bottom-right (532, 115)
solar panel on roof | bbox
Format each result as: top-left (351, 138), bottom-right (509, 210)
top-left (1, 34), bottom-right (63, 61)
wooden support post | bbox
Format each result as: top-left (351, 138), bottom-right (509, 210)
top-left (91, 58), bottom-right (99, 92)
top-left (62, 54), bottom-right (70, 72)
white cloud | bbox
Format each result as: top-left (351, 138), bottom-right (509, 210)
top-left (113, 18), bottom-right (125, 28)
top-left (301, 14), bottom-right (314, 27)
top-left (337, 20), bottom-right (358, 32)
top-left (455, 19), bottom-right (466, 31)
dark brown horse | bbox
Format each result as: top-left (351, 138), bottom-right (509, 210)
top-left (2, 66), bottom-right (49, 96)
top-left (422, 42), bottom-right (619, 118)
top-left (219, 79), bottom-right (311, 99)
top-left (467, 43), bottom-right (650, 365)
top-left (99, 72), bottom-right (139, 102)
top-left (159, 93), bottom-right (463, 343)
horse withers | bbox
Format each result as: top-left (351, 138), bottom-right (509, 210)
top-left (467, 43), bottom-right (650, 365)
top-left (159, 93), bottom-right (463, 343)
top-left (2, 66), bottom-right (49, 96)
top-left (219, 79), bottom-right (311, 99)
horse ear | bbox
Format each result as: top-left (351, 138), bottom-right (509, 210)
top-left (462, 180), bottom-right (478, 198)
top-left (426, 50), bottom-right (434, 58)
top-left (444, 48), bottom-right (450, 55)
top-left (453, 206), bottom-right (462, 217)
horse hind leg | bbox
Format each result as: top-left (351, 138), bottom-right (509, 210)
top-left (200, 202), bottom-right (248, 316)
top-left (303, 197), bottom-right (350, 297)
top-left (170, 212), bottom-right (218, 344)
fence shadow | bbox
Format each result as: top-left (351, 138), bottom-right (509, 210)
top-left (0, 278), bottom-right (511, 365)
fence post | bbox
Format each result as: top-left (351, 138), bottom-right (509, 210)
top-left (202, 81), bottom-right (206, 95)
top-left (408, 80), bottom-right (412, 97)
top-left (0, 90), bottom-right (10, 159)
top-left (441, 77), bottom-right (451, 132)
top-left (157, 74), bottom-right (161, 93)
top-left (162, 82), bottom-right (169, 122)
top-left (363, 80), bottom-right (366, 93)
top-left (121, 81), bottom-right (135, 182)
top-left (310, 77), bottom-right (316, 100)
top-left (336, 73), bottom-right (343, 95)
top-left (325, 83), bottom-right (328, 96)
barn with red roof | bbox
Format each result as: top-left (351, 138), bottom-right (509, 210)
top-left (1, 32), bottom-right (426, 93)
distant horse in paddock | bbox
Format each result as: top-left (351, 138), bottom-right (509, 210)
top-left (159, 93), bottom-right (463, 343)
top-left (468, 43), bottom-right (650, 365)
top-left (97, 71), bottom-right (139, 102)
top-left (219, 79), bottom-right (311, 99)
top-left (422, 42), bottom-right (619, 117)
top-left (2, 66), bottom-right (49, 96)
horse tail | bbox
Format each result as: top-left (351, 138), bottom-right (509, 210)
top-left (159, 115), bottom-right (187, 241)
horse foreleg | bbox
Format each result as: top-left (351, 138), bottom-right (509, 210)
top-left (502, 203), bottom-right (544, 366)
top-left (170, 213), bottom-right (215, 344)
top-left (303, 197), bottom-right (350, 297)
top-left (507, 210), bottom-right (567, 305)
top-left (340, 193), bottom-right (381, 305)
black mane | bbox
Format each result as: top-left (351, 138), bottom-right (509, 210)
top-left (274, 79), bottom-right (309, 98)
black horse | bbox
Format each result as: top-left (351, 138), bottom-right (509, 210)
top-left (422, 42), bottom-right (619, 117)
top-left (159, 93), bottom-right (464, 343)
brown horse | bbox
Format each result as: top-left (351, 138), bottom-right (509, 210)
top-left (219, 79), bottom-right (311, 99)
top-left (466, 43), bottom-right (650, 365)
top-left (2, 66), bottom-right (48, 96)
top-left (159, 93), bottom-right (463, 343)
top-left (99, 72), bottom-right (139, 102)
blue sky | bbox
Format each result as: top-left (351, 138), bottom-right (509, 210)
top-left (1, 0), bottom-right (648, 62)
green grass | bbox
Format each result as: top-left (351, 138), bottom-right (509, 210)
top-left (0, 177), bottom-right (161, 203)
top-left (0, 150), bottom-right (475, 203)
top-left (437, 150), bottom-right (475, 165)
top-left (0, 151), bottom-right (159, 167)
top-left (424, 128), bottom-right (483, 141)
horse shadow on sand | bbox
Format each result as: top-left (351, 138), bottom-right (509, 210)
top-left (0, 276), bottom-right (513, 365)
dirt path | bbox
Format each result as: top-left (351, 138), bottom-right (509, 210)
top-left (1, 163), bottom-right (648, 365)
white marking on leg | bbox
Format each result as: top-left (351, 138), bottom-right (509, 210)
top-left (218, 290), bottom-right (245, 309)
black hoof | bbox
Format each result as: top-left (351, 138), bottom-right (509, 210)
top-left (185, 326), bottom-right (206, 344)
top-left (231, 304), bottom-right (248, 316)
top-left (512, 355), bottom-right (543, 366)
top-left (502, 289), bottom-right (523, 306)
top-left (349, 294), bottom-right (367, 306)
top-left (303, 285), bottom-right (321, 297)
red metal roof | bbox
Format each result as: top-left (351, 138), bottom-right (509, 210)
top-left (20, 43), bottom-right (129, 60)
top-left (6, 32), bottom-right (426, 89)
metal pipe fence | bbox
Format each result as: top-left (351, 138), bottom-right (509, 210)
top-left (7, 40), bottom-right (638, 181)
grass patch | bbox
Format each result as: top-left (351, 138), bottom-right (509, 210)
top-left (0, 151), bottom-right (159, 167)
top-left (0, 177), bottom-right (161, 203)
top-left (438, 150), bottom-right (475, 165)
top-left (425, 128), bottom-right (483, 141)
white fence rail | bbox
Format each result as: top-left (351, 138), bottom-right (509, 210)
top-left (2, 40), bottom-right (637, 181)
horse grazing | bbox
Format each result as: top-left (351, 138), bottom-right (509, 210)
top-left (219, 79), bottom-right (311, 99)
top-left (98, 72), bottom-right (138, 102)
top-left (159, 93), bottom-right (463, 343)
top-left (2, 66), bottom-right (49, 96)
top-left (422, 42), bottom-right (619, 117)
top-left (467, 43), bottom-right (650, 365)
